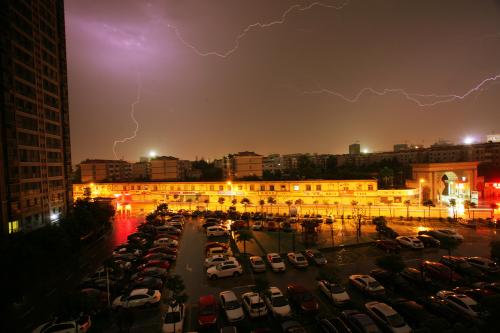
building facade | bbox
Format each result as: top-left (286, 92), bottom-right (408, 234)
top-left (73, 179), bottom-right (418, 216)
top-left (150, 156), bottom-right (182, 181)
top-left (0, 0), bottom-right (72, 234)
top-left (80, 159), bottom-right (132, 183)
top-left (223, 151), bottom-right (263, 179)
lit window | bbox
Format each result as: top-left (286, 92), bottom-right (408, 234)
top-left (8, 220), bottom-right (19, 234)
top-left (293, 185), bottom-right (299, 191)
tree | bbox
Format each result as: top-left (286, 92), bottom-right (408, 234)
top-left (267, 197), bottom-right (277, 214)
top-left (448, 199), bottom-right (457, 221)
top-left (464, 200), bottom-right (476, 219)
top-left (376, 254), bottom-right (406, 275)
top-left (252, 276), bottom-right (270, 317)
top-left (404, 200), bottom-right (411, 219)
top-left (259, 199), bottom-right (265, 213)
top-left (294, 199), bottom-right (304, 217)
top-left (231, 198), bottom-right (238, 206)
top-left (423, 199), bottom-right (434, 220)
top-left (285, 200), bottom-right (293, 216)
top-left (204, 198), bottom-right (210, 211)
top-left (490, 203), bottom-right (499, 219)
top-left (240, 198), bottom-right (251, 212)
top-left (350, 200), bottom-right (358, 217)
top-left (235, 230), bottom-right (253, 255)
top-left (218, 197), bottom-right (225, 211)
top-left (186, 198), bottom-right (193, 211)
top-left (334, 201), bottom-right (340, 217)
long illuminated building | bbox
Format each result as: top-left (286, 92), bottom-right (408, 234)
top-left (73, 180), bottom-right (417, 215)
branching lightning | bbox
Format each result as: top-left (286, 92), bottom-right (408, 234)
top-left (303, 74), bottom-right (500, 107)
top-left (166, 0), bottom-right (350, 58)
top-left (112, 74), bottom-right (142, 159)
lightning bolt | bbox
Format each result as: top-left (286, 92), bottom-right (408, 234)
top-left (113, 74), bottom-right (142, 159)
top-left (303, 73), bottom-right (500, 107)
top-left (166, 0), bottom-right (350, 58)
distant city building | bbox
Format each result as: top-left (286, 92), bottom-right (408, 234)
top-left (223, 151), bottom-right (263, 179)
top-left (80, 159), bottom-right (132, 183)
top-left (393, 144), bottom-right (409, 152)
top-left (131, 161), bottom-right (151, 180)
top-left (487, 134), bottom-right (500, 143)
top-left (263, 154), bottom-right (283, 173)
top-left (0, 0), bottom-right (72, 234)
top-left (349, 143), bottom-right (361, 155)
top-left (150, 156), bottom-right (182, 181)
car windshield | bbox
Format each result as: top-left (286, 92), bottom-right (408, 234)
top-left (314, 253), bottom-right (324, 259)
top-left (368, 281), bottom-right (381, 288)
top-left (200, 304), bottom-right (215, 315)
top-left (254, 259), bottom-right (264, 265)
top-left (330, 285), bottom-right (345, 293)
top-left (226, 300), bottom-right (240, 310)
top-left (272, 296), bottom-right (289, 307)
top-left (296, 256), bottom-right (305, 261)
top-left (386, 314), bottom-right (406, 327)
top-left (272, 258), bottom-right (282, 263)
top-left (164, 312), bottom-right (181, 323)
top-left (251, 301), bottom-right (265, 309)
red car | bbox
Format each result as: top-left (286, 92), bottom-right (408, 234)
top-left (286, 283), bottom-right (319, 313)
top-left (198, 295), bottom-right (217, 327)
top-left (146, 247), bottom-right (177, 255)
top-left (137, 260), bottom-right (170, 271)
top-left (420, 261), bottom-right (462, 284)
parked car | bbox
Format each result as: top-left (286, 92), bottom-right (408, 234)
top-left (137, 260), bottom-right (170, 271)
top-left (205, 242), bottom-right (229, 251)
top-left (153, 238), bottom-right (179, 248)
top-left (264, 286), bottom-right (292, 319)
top-left (206, 225), bottom-right (230, 237)
top-left (287, 283), bottom-right (319, 313)
top-left (251, 221), bottom-right (263, 230)
top-left (249, 256), bottom-right (266, 272)
top-left (205, 254), bottom-right (231, 268)
top-left (369, 269), bottom-right (413, 296)
top-left (365, 301), bottom-right (411, 333)
top-left (206, 246), bottom-right (230, 257)
top-left (396, 236), bottom-right (424, 249)
top-left (198, 295), bottom-right (217, 328)
top-left (467, 256), bottom-right (500, 274)
top-left (267, 253), bottom-right (286, 272)
top-left (242, 292), bottom-right (268, 318)
top-left (389, 298), bottom-right (437, 329)
top-left (146, 246), bottom-right (178, 255)
top-left (113, 246), bottom-right (142, 257)
top-left (112, 288), bottom-right (161, 309)
top-left (304, 249), bottom-right (328, 265)
top-left (162, 302), bottom-right (185, 333)
top-left (131, 267), bottom-right (169, 281)
top-left (439, 256), bottom-right (485, 280)
top-left (349, 275), bottom-right (385, 296)
top-left (287, 252), bottom-right (309, 268)
top-left (219, 290), bottom-right (244, 322)
top-left (452, 287), bottom-right (496, 302)
top-left (142, 252), bottom-right (176, 262)
top-left (436, 290), bottom-right (485, 319)
top-left (418, 229), bottom-right (463, 241)
top-left (281, 320), bottom-right (307, 333)
top-left (32, 316), bottom-right (92, 333)
top-left (129, 276), bottom-right (163, 290)
top-left (376, 225), bottom-right (399, 238)
top-left (417, 234), bottom-right (440, 247)
top-left (341, 310), bottom-right (381, 333)
top-left (206, 260), bottom-right (243, 279)
top-left (420, 296), bottom-right (458, 322)
top-left (400, 267), bottom-right (432, 288)
top-left (374, 240), bottom-right (401, 253)
top-left (318, 280), bottom-right (350, 306)
top-left (318, 317), bottom-right (352, 333)
top-left (230, 220), bottom-right (247, 230)
top-left (420, 261), bottom-right (462, 284)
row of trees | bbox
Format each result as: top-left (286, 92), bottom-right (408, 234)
top-left (0, 198), bottom-right (115, 322)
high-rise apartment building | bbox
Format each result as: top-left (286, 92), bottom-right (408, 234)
top-left (80, 159), bottom-right (132, 183)
top-left (0, 0), bottom-right (72, 234)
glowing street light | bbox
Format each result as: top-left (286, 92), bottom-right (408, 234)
top-left (149, 150), bottom-right (157, 158)
top-left (362, 148), bottom-right (369, 154)
top-left (463, 136), bottom-right (475, 145)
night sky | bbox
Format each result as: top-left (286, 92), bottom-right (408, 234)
top-left (65, 0), bottom-right (500, 163)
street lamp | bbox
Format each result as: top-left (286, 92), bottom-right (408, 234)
top-left (418, 179), bottom-right (425, 207)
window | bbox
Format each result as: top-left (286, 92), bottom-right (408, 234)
top-left (316, 185), bottom-right (322, 191)
top-left (260, 185), bottom-right (265, 191)
top-left (250, 185), bottom-right (254, 191)
top-left (281, 185), bottom-right (286, 191)
top-left (306, 185), bottom-right (311, 191)
top-left (8, 221), bottom-right (19, 234)
top-left (368, 185), bottom-right (374, 191)
top-left (210, 185), bottom-right (214, 191)
top-left (293, 185), bottom-right (299, 191)
top-left (269, 185), bottom-right (275, 191)
top-left (219, 185), bottom-right (223, 191)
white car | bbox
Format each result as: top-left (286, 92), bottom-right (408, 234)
top-left (267, 253), bottom-right (286, 272)
top-left (436, 290), bottom-right (483, 318)
top-left (287, 252), bottom-right (309, 268)
top-left (206, 225), bottom-right (230, 237)
top-left (219, 290), bottom-right (245, 322)
top-left (249, 256), bottom-right (266, 272)
top-left (436, 229), bottom-right (464, 241)
top-left (264, 287), bottom-right (292, 319)
top-left (396, 236), bottom-right (424, 249)
top-left (204, 254), bottom-right (232, 268)
top-left (242, 292), bottom-right (268, 318)
top-left (32, 317), bottom-right (91, 333)
top-left (112, 288), bottom-right (161, 309)
top-left (206, 260), bottom-right (243, 279)
top-left (153, 238), bottom-right (179, 248)
top-left (318, 280), bottom-right (350, 306)
top-left (252, 221), bottom-right (263, 230)
top-left (365, 301), bottom-right (411, 333)
top-left (467, 257), bottom-right (500, 274)
top-left (162, 303), bottom-right (185, 333)
top-left (206, 246), bottom-right (231, 257)
top-left (113, 247), bottom-right (142, 257)
top-left (349, 275), bottom-right (385, 296)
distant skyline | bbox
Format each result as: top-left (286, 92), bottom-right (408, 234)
top-left (66, 0), bottom-right (500, 163)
